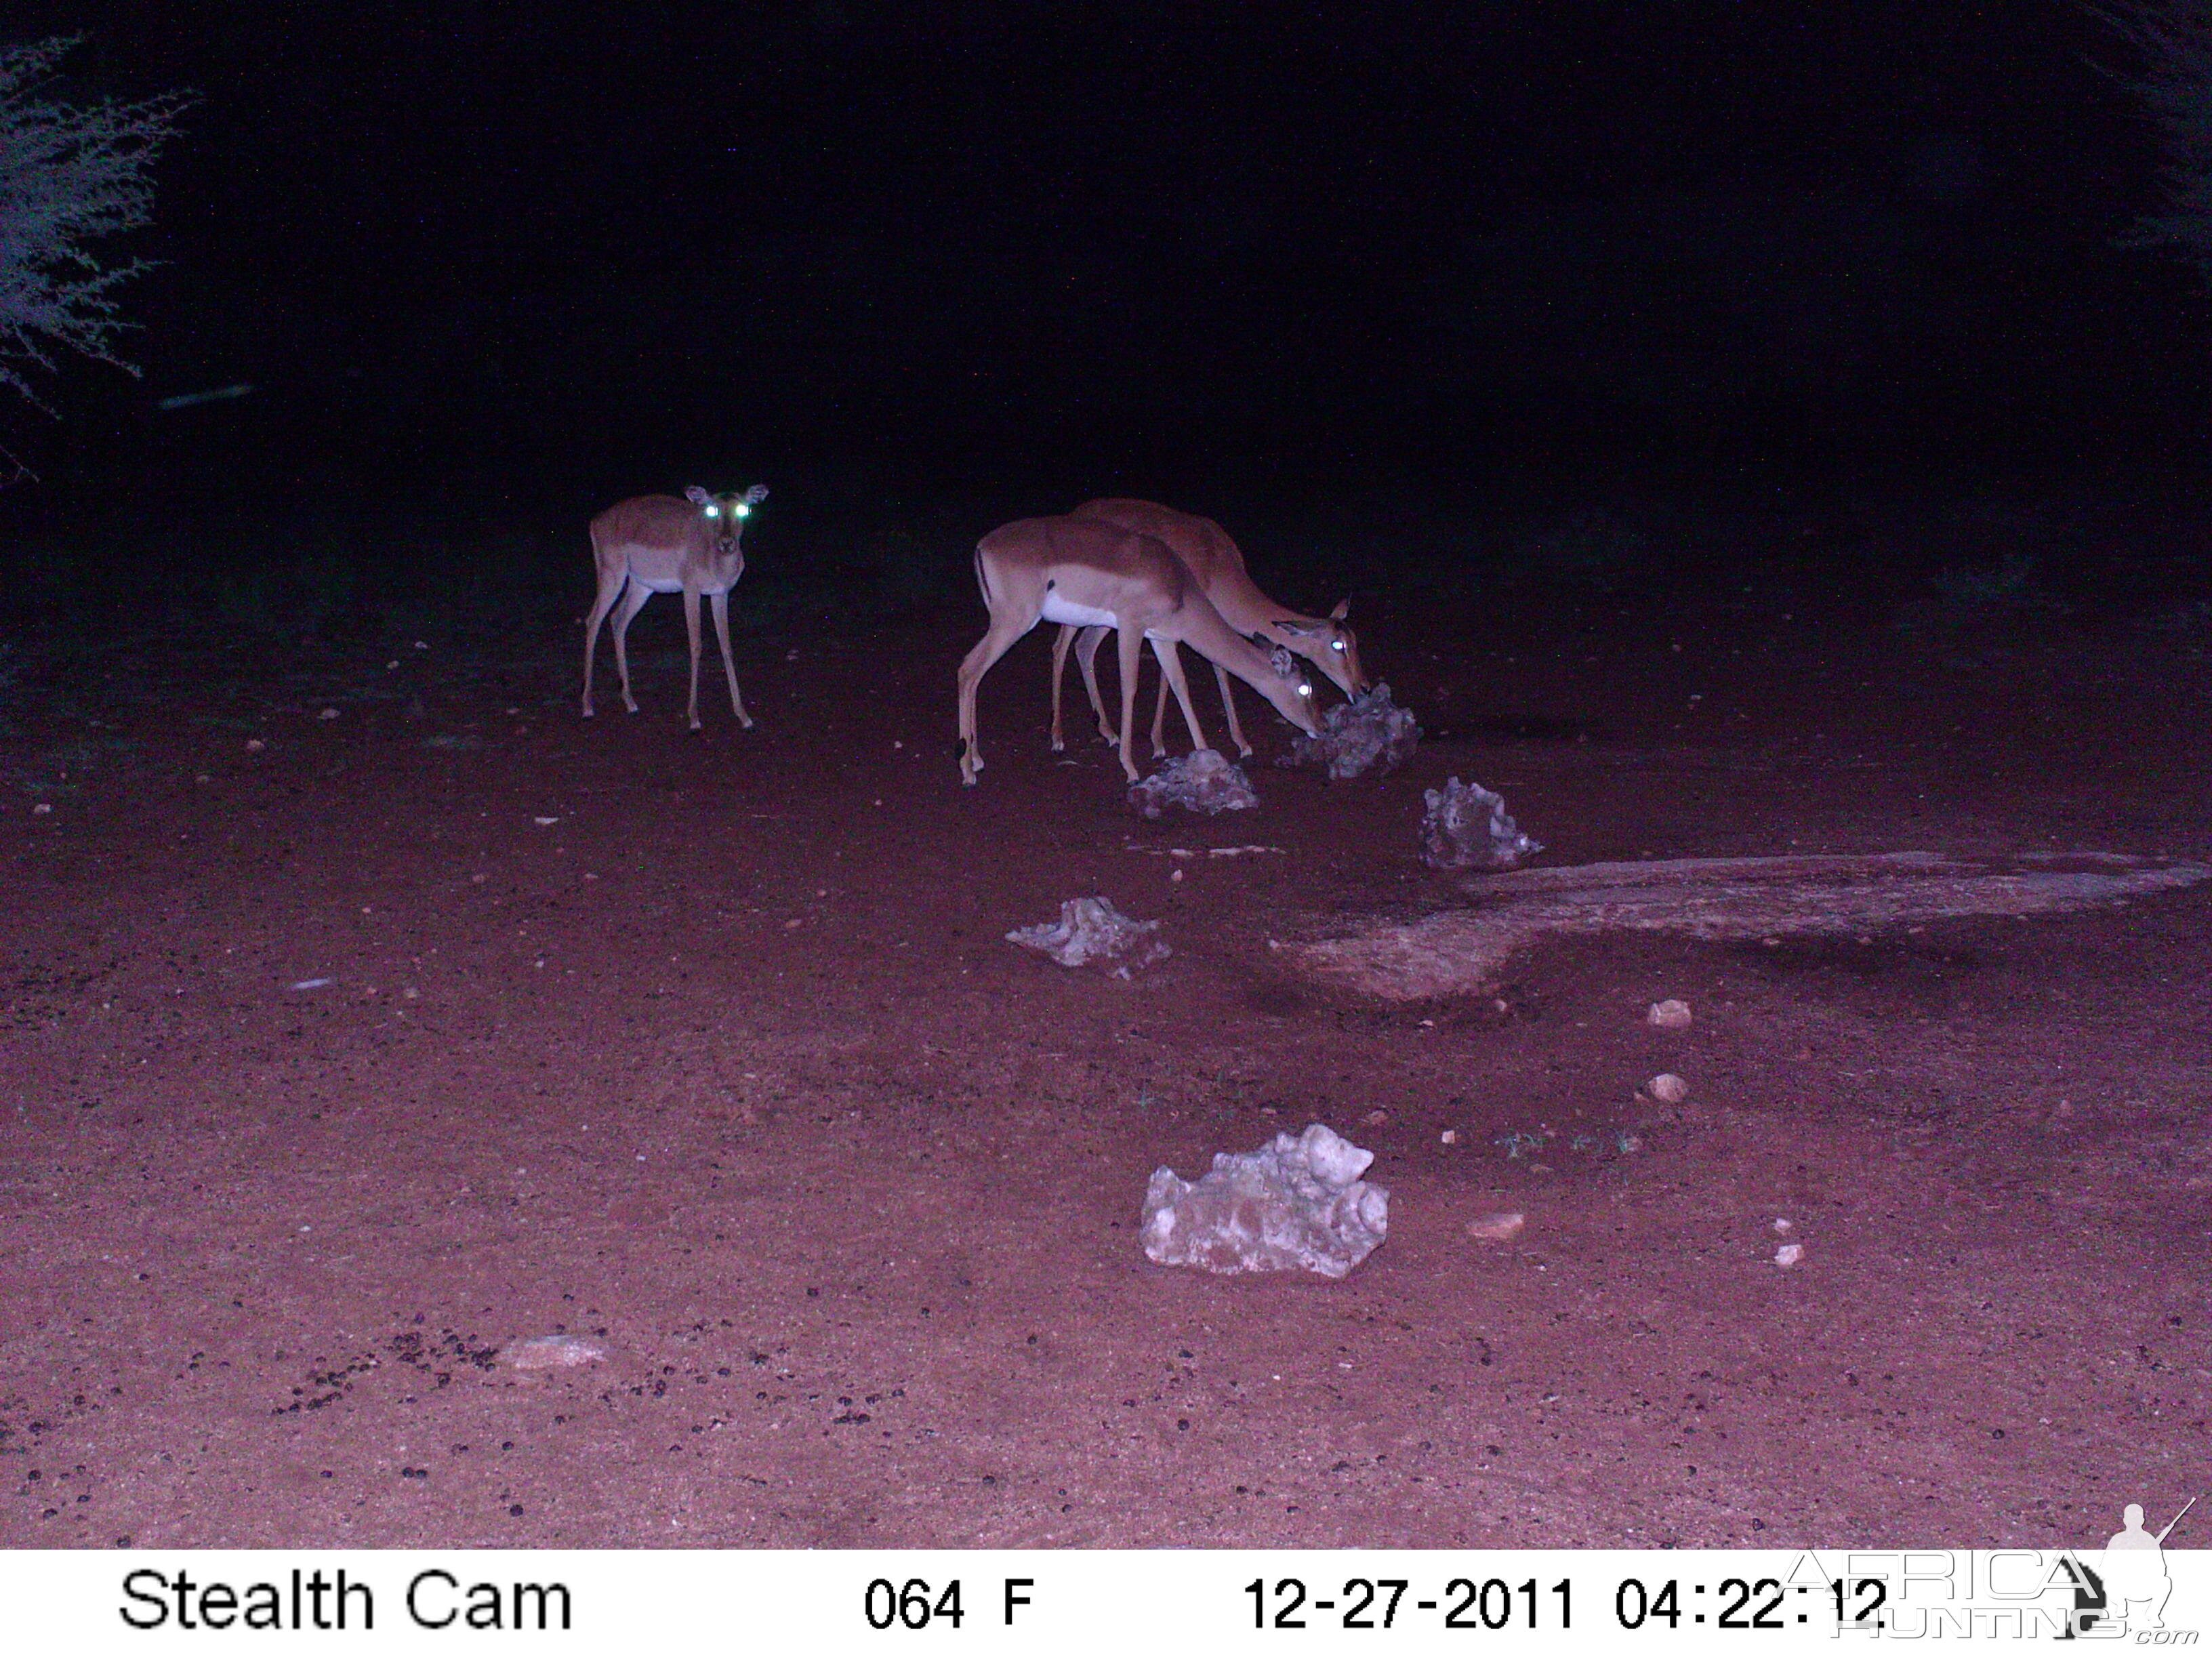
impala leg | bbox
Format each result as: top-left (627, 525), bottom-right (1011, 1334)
top-left (609, 581), bottom-right (654, 714)
top-left (1148, 657), bottom-right (1172, 757)
top-left (957, 616), bottom-right (1036, 785)
top-left (710, 590), bottom-right (752, 728)
top-left (581, 567), bottom-right (628, 718)
top-left (681, 590), bottom-right (707, 731)
top-left (1151, 637), bottom-right (1209, 755)
top-left (1049, 625), bottom-right (1076, 752)
top-left (1076, 626), bottom-right (1115, 743)
top-left (1114, 626), bottom-right (1145, 782)
top-left (1215, 661), bottom-right (1251, 756)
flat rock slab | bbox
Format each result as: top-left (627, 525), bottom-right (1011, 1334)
top-left (1289, 851), bottom-right (2212, 1002)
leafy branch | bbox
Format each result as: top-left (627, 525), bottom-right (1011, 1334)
top-left (0, 34), bottom-right (192, 411)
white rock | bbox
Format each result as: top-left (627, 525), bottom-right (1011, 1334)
top-left (1647, 1072), bottom-right (1690, 1104)
top-left (500, 1335), bottom-right (607, 1369)
top-left (1127, 748), bottom-right (1259, 817)
top-left (1141, 1123), bottom-right (1389, 1278)
top-left (1774, 1242), bottom-right (1804, 1269)
top-left (1465, 1210), bottom-right (1525, 1242)
top-left (1418, 777), bottom-right (1542, 870)
top-left (1006, 897), bottom-right (1169, 976)
top-left (1647, 999), bottom-right (1694, 1028)
top-left (1281, 682), bottom-right (1422, 781)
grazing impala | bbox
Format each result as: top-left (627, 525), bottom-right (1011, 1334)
top-left (1049, 497), bottom-right (1367, 758)
top-left (581, 484), bottom-right (768, 731)
top-left (958, 516), bottom-right (1321, 786)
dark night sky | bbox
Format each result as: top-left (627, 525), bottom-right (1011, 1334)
top-left (17, 2), bottom-right (2207, 510)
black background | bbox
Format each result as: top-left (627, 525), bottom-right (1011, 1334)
top-left (9, 2), bottom-right (2206, 570)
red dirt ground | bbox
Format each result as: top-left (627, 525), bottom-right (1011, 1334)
top-left (2, 575), bottom-right (2208, 1551)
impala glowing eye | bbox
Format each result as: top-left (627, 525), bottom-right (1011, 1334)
top-left (704, 505), bottom-right (720, 518)
top-left (1299, 682), bottom-right (1313, 697)
top-left (735, 504), bottom-right (750, 517)
top-left (1331, 640), bottom-right (1345, 651)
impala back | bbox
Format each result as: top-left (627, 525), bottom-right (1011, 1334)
top-left (1072, 496), bottom-right (1366, 695)
top-left (1071, 498), bottom-right (1241, 586)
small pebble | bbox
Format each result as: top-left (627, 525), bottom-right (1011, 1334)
top-left (1646, 1073), bottom-right (1690, 1105)
top-left (1646, 999), bottom-right (1693, 1029)
top-left (1774, 1242), bottom-right (1804, 1269)
top-left (1466, 1210), bottom-right (1525, 1242)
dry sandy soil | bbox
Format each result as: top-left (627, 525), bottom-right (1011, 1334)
top-left (2, 566), bottom-right (2208, 1551)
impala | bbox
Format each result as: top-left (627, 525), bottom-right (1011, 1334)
top-left (581, 484), bottom-right (768, 731)
top-left (957, 516), bottom-right (1322, 786)
top-left (1047, 497), bottom-right (1368, 758)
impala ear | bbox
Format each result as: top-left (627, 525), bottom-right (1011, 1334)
top-left (685, 485), bottom-right (711, 506)
top-left (1272, 618), bottom-right (1320, 639)
top-left (743, 484), bottom-right (769, 505)
top-left (1330, 598), bottom-right (1350, 621)
top-left (1268, 644), bottom-right (1299, 679)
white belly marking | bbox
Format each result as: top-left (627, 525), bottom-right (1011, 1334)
top-left (1040, 592), bottom-right (1118, 629)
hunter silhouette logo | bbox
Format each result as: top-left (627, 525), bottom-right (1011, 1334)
top-left (2062, 1496), bottom-right (2196, 1639)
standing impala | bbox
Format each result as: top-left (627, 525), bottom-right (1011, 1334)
top-left (1049, 497), bottom-right (1367, 757)
top-left (958, 516), bottom-right (1322, 786)
top-left (581, 484), bottom-right (768, 731)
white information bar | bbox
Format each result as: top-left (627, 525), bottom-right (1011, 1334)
top-left (2, 1549), bottom-right (2204, 1653)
